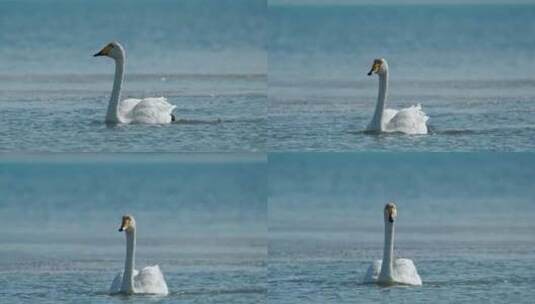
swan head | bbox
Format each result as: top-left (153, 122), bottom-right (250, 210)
top-left (384, 202), bottom-right (397, 223)
top-left (94, 41), bottom-right (125, 60)
top-left (118, 214), bottom-right (136, 232)
top-left (367, 58), bottom-right (388, 76)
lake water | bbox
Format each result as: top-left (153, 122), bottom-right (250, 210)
top-left (2, 2), bottom-right (534, 152)
top-left (0, 154), bottom-right (267, 303)
top-left (1, 153), bottom-right (533, 303)
top-left (268, 153), bottom-right (535, 303)
top-left (268, 3), bottom-right (535, 151)
top-left (0, 0), bottom-right (266, 152)
top-left (1, 0), bottom-right (534, 302)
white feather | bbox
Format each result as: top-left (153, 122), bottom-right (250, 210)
top-left (363, 259), bottom-right (422, 286)
top-left (119, 97), bottom-right (176, 124)
top-left (383, 104), bottom-right (429, 135)
top-left (110, 266), bottom-right (168, 295)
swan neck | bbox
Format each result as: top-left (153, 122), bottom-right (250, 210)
top-left (380, 220), bottom-right (395, 280)
top-left (106, 57), bottom-right (124, 123)
top-left (371, 71), bottom-right (388, 131)
top-left (122, 228), bottom-right (136, 293)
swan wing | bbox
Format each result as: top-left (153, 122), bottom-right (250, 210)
top-left (394, 258), bottom-right (422, 286)
top-left (133, 265), bottom-right (169, 295)
top-left (382, 108), bottom-right (398, 126)
top-left (385, 104), bottom-right (428, 135)
top-left (109, 271), bottom-right (123, 294)
top-left (129, 97), bottom-right (176, 124)
top-left (363, 259), bottom-right (382, 283)
top-left (118, 98), bottom-right (143, 122)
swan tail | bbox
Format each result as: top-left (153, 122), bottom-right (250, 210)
top-left (385, 104), bottom-right (429, 134)
top-left (413, 103), bottom-right (429, 123)
top-left (394, 258), bottom-right (422, 286)
top-left (128, 97), bottom-right (177, 124)
top-left (134, 265), bottom-right (169, 295)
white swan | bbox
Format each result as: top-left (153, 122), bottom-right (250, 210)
top-left (94, 42), bottom-right (176, 124)
top-left (366, 58), bottom-right (428, 134)
top-left (110, 215), bottom-right (169, 295)
top-left (363, 202), bottom-right (422, 286)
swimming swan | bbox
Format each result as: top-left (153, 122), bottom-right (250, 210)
top-left (94, 42), bottom-right (176, 124)
top-left (110, 215), bottom-right (169, 295)
top-left (366, 58), bottom-right (428, 134)
top-left (363, 202), bottom-right (422, 286)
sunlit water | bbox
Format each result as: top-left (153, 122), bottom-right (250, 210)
top-left (268, 153), bottom-right (535, 303)
top-left (0, 0), bottom-right (266, 152)
top-left (0, 154), bottom-right (267, 304)
top-left (268, 4), bottom-right (535, 151)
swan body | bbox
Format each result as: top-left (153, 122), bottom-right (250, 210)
top-left (366, 58), bottom-right (428, 134)
top-left (110, 266), bottom-right (168, 295)
top-left (118, 97), bottom-right (176, 124)
top-left (363, 258), bottom-right (422, 286)
top-left (94, 42), bottom-right (176, 124)
top-left (110, 215), bottom-right (169, 296)
top-left (363, 202), bottom-right (422, 286)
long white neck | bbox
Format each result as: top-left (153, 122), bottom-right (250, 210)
top-left (369, 70), bottom-right (388, 131)
top-left (379, 219), bottom-right (394, 281)
top-left (121, 228), bottom-right (136, 293)
top-left (106, 56), bottom-right (125, 123)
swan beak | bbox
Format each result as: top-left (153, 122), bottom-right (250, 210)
top-left (368, 60), bottom-right (382, 76)
top-left (118, 227), bottom-right (124, 232)
top-left (94, 44), bottom-right (112, 57)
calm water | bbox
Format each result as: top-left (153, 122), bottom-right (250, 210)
top-left (0, 0), bottom-right (266, 152)
top-left (268, 153), bottom-right (535, 303)
top-left (0, 154), bottom-right (267, 304)
top-left (268, 4), bottom-right (535, 151)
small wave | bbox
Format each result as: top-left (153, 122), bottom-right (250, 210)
top-left (430, 126), bottom-right (528, 135)
top-left (173, 287), bottom-right (266, 296)
top-left (349, 130), bottom-right (427, 136)
top-left (349, 126), bottom-right (482, 136)
top-left (174, 118), bottom-right (223, 125)
top-left (174, 118), bottom-right (265, 125)
top-left (432, 129), bottom-right (478, 135)
top-left (422, 276), bottom-right (534, 288)
top-left (94, 287), bottom-right (266, 298)
top-left (89, 118), bottom-right (263, 127)
top-left (269, 277), bottom-right (327, 285)
top-left (356, 282), bottom-right (418, 289)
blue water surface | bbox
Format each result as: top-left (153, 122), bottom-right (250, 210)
top-left (0, 0), bottom-right (266, 152)
top-left (0, 153), bottom-right (267, 304)
top-left (268, 3), bottom-right (535, 151)
top-left (268, 153), bottom-right (535, 303)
